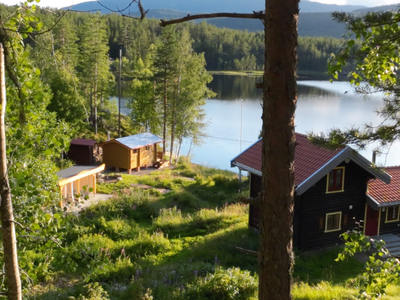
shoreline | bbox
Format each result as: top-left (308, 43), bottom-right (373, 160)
top-left (208, 70), bottom-right (348, 81)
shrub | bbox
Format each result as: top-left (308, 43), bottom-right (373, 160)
top-left (173, 192), bottom-right (199, 209)
top-left (68, 282), bottom-right (110, 300)
top-left (97, 217), bottom-right (140, 240)
top-left (181, 267), bottom-right (258, 300)
top-left (124, 230), bottom-right (172, 258)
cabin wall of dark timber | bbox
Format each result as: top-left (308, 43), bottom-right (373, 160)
top-left (297, 161), bottom-right (371, 250)
top-left (67, 145), bottom-right (93, 165)
top-left (379, 208), bottom-right (400, 235)
top-left (247, 161), bottom-right (374, 250)
top-left (249, 173), bottom-right (262, 229)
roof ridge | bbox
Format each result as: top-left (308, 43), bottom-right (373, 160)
top-left (295, 132), bottom-right (308, 138)
top-left (383, 165), bottom-right (400, 169)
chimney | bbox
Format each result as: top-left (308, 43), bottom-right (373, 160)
top-left (372, 151), bottom-right (377, 164)
top-left (107, 131), bottom-right (110, 141)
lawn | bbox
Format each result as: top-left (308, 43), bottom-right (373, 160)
top-left (27, 161), bottom-right (400, 299)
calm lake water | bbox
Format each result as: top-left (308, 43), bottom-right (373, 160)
top-left (119, 75), bottom-right (400, 171)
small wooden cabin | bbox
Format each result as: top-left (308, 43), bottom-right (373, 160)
top-left (57, 164), bottom-right (105, 207)
top-left (101, 133), bottom-right (163, 174)
top-left (231, 133), bottom-right (392, 250)
top-left (67, 138), bottom-right (97, 165)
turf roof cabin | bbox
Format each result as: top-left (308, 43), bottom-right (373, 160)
top-left (101, 133), bottom-right (163, 174)
top-left (231, 133), bottom-right (392, 251)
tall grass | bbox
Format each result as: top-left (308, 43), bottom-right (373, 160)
top-left (292, 281), bottom-right (356, 299)
top-left (29, 161), bottom-right (394, 300)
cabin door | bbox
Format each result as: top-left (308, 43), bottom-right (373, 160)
top-left (364, 205), bottom-right (380, 236)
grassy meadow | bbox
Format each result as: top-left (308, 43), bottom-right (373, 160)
top-left (28, 162), bottom-right (400, 299)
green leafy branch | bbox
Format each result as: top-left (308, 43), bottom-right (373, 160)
top-left (337, 230), bottom-right (400, 299)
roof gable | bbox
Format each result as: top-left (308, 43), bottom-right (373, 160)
top-left (101, 133), bottom-right (163, 150)
top-left (368, 166), bottom-right (400, 207)
top-left (231, 133), bottom-right (391, 195)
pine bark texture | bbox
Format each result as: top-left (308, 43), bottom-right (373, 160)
top-left (259, 0), bottom-right (299, 299)
top-left (0, 44), bottom-right (22, 300)
top-left (163, 75), bottom-right (167, 159)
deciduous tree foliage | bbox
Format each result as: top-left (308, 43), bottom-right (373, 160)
top-left (312, 10), bottom-right (400, 149)
top-left (129, 25), bottom-right (213, 161)
top-left (0, 3), bottom-right (72, 298)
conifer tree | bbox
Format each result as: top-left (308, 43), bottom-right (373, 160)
top-left (77, 13), bottom-right (114, 134)
top-left (311, 9), bottom-right (400, 149)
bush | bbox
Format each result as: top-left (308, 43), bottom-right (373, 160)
top-left (68, 282), bottom-right (110, 300)
top-left (181, 267), bottom-right (258, 300)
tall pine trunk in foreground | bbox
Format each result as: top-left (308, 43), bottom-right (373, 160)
top-left (0, 44), bottom-right (22, 300)
top-left (259, 0), bottom-right (298, 299)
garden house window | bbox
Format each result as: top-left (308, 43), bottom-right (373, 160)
top-left (386, 206), bottom-right (400, 223)
top-left (325, 212), bottom-right (342, 232)
top-left (326, 167), bottom-right (345, 193)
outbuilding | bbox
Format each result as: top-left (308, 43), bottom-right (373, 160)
top-left (101, 132), bottom-right (163, 173)
top-left (67, 138), bottom-right (98, 165)
top-left (57, 164), bottom-right (105, 207)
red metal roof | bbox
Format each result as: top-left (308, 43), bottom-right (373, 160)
top-left (71, 138), bottom-right (97, 147)
top-left (368, 166), bottom-right (400, 204)
top-left (232, 133), bottom-right (344, 186)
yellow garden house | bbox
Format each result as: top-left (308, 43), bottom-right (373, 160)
top-left (101, 133), bottom-right (163, 174)
top-left (57, 164), bottom-right (105, 207)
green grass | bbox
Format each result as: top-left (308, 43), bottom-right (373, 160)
top-left (27, 161), bottom-right (400, 299)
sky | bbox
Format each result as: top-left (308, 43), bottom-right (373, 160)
top-left (0, 0), bottom-right (400, 9)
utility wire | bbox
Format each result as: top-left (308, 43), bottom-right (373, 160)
top-left (198, 134), bottom-right (254, 143)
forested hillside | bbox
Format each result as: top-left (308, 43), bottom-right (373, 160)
top-left (64, 0), bottom-right (375, 38)
top-left (65, 0), bottom-right (365, 14)
top-left (21, 7), bottom-right (344, 74)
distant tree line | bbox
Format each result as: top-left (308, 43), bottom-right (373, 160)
top-left (0, 5), bottom-right (346, 75)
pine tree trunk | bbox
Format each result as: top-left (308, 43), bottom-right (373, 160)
top-left (94, 63), bottom-right (98, 135)
top-left (0, 44), bottom-right (22, 300)
top-left (176, 136), bottom-right (183, 164)
top-left (170, 105), bottom-right (176, 165)
top-left (259, 0), bottom-right (298, 299)
top-left (170, 75), bottom-right (180, 165)
top-left (163, 72), bottom-right (167, 160)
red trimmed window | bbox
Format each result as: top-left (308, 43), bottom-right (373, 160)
top-left (327, 168), bottom-right (344, 192)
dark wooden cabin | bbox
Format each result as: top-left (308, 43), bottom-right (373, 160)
top-left (67, 138), bottom-right (97, 165)
top-left (231, 133), bottom-right (393, 250)
top-left (367, 167), bottom-right (400, 236)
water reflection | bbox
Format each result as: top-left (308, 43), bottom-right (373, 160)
top-left (118, 76), bottom-right (400, 170)
top-left (181, 77), bottom-right (399, 170)
top-left (208, 75), bottom-right (263, 100)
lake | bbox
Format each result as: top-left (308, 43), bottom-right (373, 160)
top-left (119, 75), bottom-right (400, 171)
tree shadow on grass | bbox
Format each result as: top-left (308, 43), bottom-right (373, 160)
top-left (293, 246), bottom-right (364, 285)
